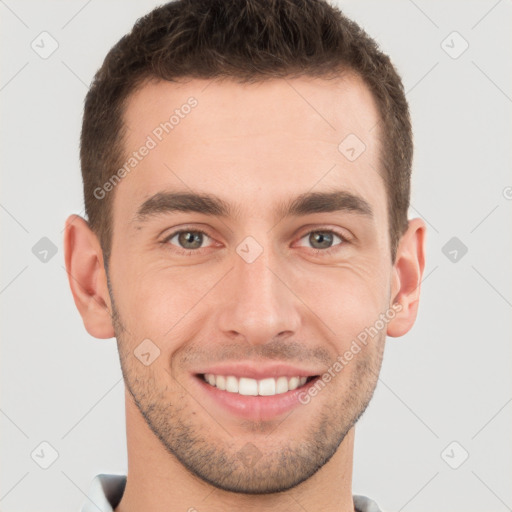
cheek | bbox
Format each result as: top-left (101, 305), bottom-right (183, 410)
top-left (114, 262), bottom-right (226, 339)
top-left (293, 262), bottom-right (389, 341)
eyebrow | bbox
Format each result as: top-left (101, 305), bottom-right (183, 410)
top-left (132, 189), bottom-right (373, 225)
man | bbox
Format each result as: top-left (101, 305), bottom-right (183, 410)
top-left (64, 0), bottom-right (426, 510)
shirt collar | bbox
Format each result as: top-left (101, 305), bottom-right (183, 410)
top-left (81, 474), bottom-right (126, 512)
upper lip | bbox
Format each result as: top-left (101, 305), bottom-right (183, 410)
top-left (193, 362), bottom-right (322, 380)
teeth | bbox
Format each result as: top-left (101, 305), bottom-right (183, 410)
top-left (239, 377), bottom-right (258, 396)
top-left (203, 374), bottom-right (311, 396)
top-left (216, 375), bottom-right (226, 390)
top-left (225, 375), bottom-right (238, 393)
top-left (276, 376), bottom-right (289, 394)
top-left (288, 376), bottom-right (300, 391)
top-left (258, 378), bottom-right (275, 396)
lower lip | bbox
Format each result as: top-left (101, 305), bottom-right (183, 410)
top-left (194, 375), bottom-right (320, 421)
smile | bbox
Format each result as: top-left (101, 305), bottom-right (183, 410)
top-left (201, 374), bottom-right (314, 396)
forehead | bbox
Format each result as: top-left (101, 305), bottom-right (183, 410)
top-left (115, 74), bottom-right (385, 227)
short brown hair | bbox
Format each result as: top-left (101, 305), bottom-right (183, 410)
top-left (81, 0), bottom-right (412, 265)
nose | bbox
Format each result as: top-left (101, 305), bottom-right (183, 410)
top-left (216, 239), bottom-right (301, 346)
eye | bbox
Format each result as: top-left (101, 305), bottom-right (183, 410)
top-left (296, 229), bottom-right (346, 254)
top-left (162, 228), bottom-right (214, 254)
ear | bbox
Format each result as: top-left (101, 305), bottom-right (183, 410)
top-left (387, 218), bottom-right (426, 338)
top-left (63, 214), bottom-right (115, 339)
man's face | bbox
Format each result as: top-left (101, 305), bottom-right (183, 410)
top-left (107, 74), bottom-right (396, 493)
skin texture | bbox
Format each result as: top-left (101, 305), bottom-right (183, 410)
top-left (64, 74), bottom-right (426, 512)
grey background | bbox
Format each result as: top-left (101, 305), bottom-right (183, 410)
top-left (1, 1), bottom-right (511, 511)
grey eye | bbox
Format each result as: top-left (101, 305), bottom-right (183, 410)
top-left (171, 230), bottom-right (207, 250)
top-left (309, 231), bottom-right (335, 249)
top-left (299, 230), bottom-right (343, 251)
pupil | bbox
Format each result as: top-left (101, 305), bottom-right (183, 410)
top-left (311, 232), bottom-right (332, 249)
top-left (180, 231), bottom-right (202, 249)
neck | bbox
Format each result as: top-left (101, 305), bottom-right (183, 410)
top-left (115, 389), bottom-right (356, 512)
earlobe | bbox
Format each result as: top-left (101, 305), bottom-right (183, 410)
top-left (387, 218), bottom-right (426, 338)
top-left (63, 214), bottom-right (115, 339)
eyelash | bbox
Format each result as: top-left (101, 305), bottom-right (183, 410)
top-left (161, 226), bottom-right (350, 256)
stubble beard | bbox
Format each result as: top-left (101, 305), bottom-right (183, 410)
top-left (108, 282), bottom-right (385, 494)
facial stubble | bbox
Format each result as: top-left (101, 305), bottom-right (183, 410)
top-left (107, 276), bottom-right (385, 494)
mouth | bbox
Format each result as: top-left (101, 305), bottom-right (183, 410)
top-left (198, 373), bottom-right (318, 396)
top-left (193, 371), bottom-right (322, 421)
